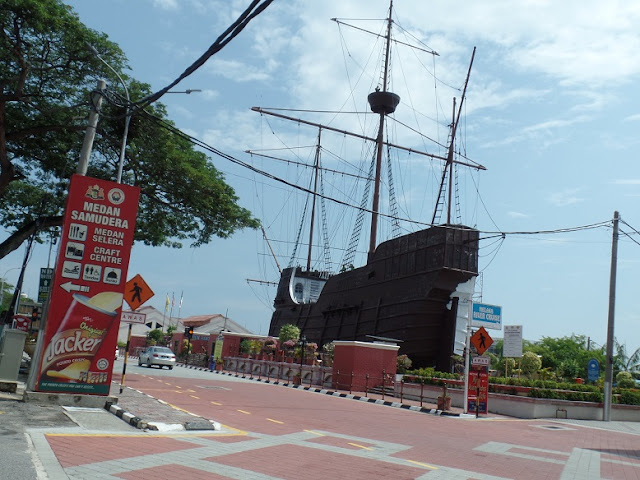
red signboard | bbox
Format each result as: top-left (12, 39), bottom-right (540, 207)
top-left (12, 314), bottom-right (31, 332)
top-left (467, 365), bottom-right (489, 414)
top-left (35, 175), bottom-right (140, 395)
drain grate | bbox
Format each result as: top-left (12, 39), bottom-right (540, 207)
top-left (533, 424), bottom-right (575, 431)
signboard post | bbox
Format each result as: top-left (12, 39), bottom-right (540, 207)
top-left (503, 325), bottom-right (523, 358)
top-left (467, 364), bottom-right (489, 416)
top-left (33, 175), bottom-right (140, 395)
top-left (587, 358), bottom-right (600, 383)
top-left (38, 268), bottom-right (54, 304)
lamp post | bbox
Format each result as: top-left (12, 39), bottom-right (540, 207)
top-left (166, 89), bottom-right (202, 94)
top-left (87, 44), bottom-right (130, 184)
top-left (1, 267), bottom-right (22, 313)
top-left (299, 335), bottom-right (307, 369)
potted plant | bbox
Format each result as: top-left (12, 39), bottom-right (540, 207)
top-left (437, 382), bottom-right (451, 411)
top-left (239, 339), bottom-right (251, 358)
top-left (283, 339), bottom-right (296, 362)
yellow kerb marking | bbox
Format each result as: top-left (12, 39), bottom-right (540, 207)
top-left (304, 430), bottom-right (324, 436)
top-left (210, 401), bottom-right (222, 406)
top-left (348, 442), bottom-right (372, 450)
top-left (407, 460), bottom-right (438, 470)
top-left (267, 418), bottom-right (284, 424)
top-left (237, 409), bottom-right (251, 415)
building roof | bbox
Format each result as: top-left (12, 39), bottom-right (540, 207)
top-left (186, 314), bottom-right (252, 335)
top-left (118, 308), bottom-right (252, 342)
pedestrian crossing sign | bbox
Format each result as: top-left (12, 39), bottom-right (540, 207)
top-left (470, 326), bottom-right (493, 355)
top-left (124, 273), bottom-right (154, 310)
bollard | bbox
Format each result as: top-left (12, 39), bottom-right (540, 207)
top-left (400, 379), bottom-right (404, 403)
top-left (365, 374), bottom-right (369, 398)
top-left (420, 382), bottom-right (424, 407)
top-left (350, 371), bottom-right (354, 395)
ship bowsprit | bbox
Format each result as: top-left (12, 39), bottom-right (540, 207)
top-left (268, 224), bottom-right (479, 371)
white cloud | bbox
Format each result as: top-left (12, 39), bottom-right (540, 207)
top-left (507, 211), bottom-right (528, 219)
top-left (624, 113), bottom-right (640, 122)
top-left (548, 188), bottom-right (585, 207)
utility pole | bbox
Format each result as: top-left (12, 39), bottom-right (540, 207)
top-left (603, 210), bottom-right (619, 421)
top-left (77, 79), bottom-right (106, 176)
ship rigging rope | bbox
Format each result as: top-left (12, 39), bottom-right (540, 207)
top-left (137, 106), bottom-right (615, 240)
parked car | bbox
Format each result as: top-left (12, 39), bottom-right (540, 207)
top-left (138, 346), bottom-right (176, 369)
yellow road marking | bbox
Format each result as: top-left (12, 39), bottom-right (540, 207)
top-left (237, 409), bottom-right (251, 415)
top-left (164, 382), bottom-right (172, 386)
top-left (175, 385), bottom-right (182, 389)
top-left (0, 411), bottom-right (4, 415)
top-left (266, 418), bottom-right (284, 424)
top-left (348, 442), bottom-right (372, 450)
top-left (304, 430), bottom-right (324, 436)
top-left (45, 432), bottom-right (245, 438)
top-left (190, 395), bottom-right (200, 399)
top-left (210, 401), bottom-right (222, 406)
top-left (187, 389), bottom-right (195, 393)
top-left (407, 460), bottom-right (438, 470)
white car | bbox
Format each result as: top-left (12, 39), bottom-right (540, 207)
top-left (138, 346), bottom-right (176, 369)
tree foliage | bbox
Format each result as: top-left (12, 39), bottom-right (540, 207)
top-left (278, 323), bottom-right (300, 344)
top-left (0, 0), bottom-right (259, 259)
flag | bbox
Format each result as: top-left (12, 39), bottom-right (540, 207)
top-left (172, 292), bottom-right (175, 308)
top-left (179, 291), bottom-right (183, 309)
top-left (165, 294), bottom-right (170, 312)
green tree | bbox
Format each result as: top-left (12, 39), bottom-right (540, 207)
top-left (278, 324), bottom-right (300, 344)
top-left (521, 351), bottom-right (542, 377)
top-left (529, 335), bottom-right (605, 380)
top-left (147, 328), bottom-right (165, 345)
top-left (614, 342), bottom-right (640, 378)
top-left (0, 0), bottom-right (259, 258)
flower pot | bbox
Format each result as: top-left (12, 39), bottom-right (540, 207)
top-left (437, 396), bottom-right (451, 411)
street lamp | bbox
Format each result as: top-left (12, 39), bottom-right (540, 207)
top-left (166, 89), bottom-right (202, 94)
top-left (87, 44), bottom-right (130, 185)
top-left (1, 267), bottom-right (22, 311)
top-left (298, 334), bottom-right (307, 369)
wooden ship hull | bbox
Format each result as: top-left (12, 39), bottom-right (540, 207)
top-left (269, 224), bottom-right (478, 370)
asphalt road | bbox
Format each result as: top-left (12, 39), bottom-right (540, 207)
top-left (109, 363), bottom-right (640, 479)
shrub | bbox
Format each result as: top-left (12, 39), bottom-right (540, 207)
top-left (278, 324), bottom-right (300, 344)
top-left (616, 371), bottom-right (636, 389)
top-left (396, 355), bottom-right (412, 373)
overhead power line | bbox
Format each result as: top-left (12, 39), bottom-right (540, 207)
top-left (133, 106), bottom-right (614, 240)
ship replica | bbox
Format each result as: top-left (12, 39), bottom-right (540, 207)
top-left (249, 2), bottom-right (485, 370)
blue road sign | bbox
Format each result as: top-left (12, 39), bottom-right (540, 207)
top-left (587, 358), bottom-right (600, 382)
top-left (471, 303), bottom-right (502, 330)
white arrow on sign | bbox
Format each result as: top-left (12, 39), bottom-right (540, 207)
top-left (60, 282), bottom-right (90, 293)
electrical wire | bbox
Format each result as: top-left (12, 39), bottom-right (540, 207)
top-left (134, 105), bottom-right (614, 241)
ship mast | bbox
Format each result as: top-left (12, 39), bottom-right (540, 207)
top-left (367, 0), bottom-right (399, 261)
top-left (306, 128), bottom-right (322, 271)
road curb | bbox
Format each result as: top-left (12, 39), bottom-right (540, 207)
top-left (104, 401), bottom-right (147, 429)
top-left (175, 363), bottom-right (460, 417)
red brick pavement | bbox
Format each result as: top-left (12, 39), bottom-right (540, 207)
top-left (40, 371), bottom-right (640, 479)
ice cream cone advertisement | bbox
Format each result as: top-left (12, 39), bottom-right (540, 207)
top-left (35, 175), bottom-right (140, 395)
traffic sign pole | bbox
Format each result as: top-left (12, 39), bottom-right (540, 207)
top-left (463, 300), bottom-right (472, 414)
top-left (120, 321), bottom-right (133, 394)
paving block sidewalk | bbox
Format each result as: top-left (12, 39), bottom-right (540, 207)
top-left (107, 382), bottom-right (219, 430)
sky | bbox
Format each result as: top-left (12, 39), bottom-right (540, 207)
top-left (3, 0), bottom-right (640, 353)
